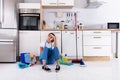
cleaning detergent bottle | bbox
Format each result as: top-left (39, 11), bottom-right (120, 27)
top-left (63, 54), bottom-right (68, 63)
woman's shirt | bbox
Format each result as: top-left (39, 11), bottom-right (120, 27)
top-left (40, 41), bottom-right (54, 49)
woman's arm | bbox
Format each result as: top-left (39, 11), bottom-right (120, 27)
top-left (40, 47), bottom-right (43, 53)
top-left (53, 36), bottom-right (57, 47)
top-left (50, 34), bottom-right (57, 47)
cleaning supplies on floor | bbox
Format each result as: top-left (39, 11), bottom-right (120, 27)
top-left (18, 52), bottom-right (37, 69)
top-left (59, 54), bottom-right (73, 66)
top-left (17, 62), bottom-right (29, 69)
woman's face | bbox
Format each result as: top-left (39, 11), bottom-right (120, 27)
top-left (47, 34), bottom-right (54, 43)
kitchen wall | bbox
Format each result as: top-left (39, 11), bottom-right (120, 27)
top-left (43, 0), bottom-right (120, 28)
top-left (75, 0), bottom-right (120, 28)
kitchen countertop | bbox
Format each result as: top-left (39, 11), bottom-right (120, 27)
top-left (41, 28), bottom-right (120, 31)
top-left (19, 29), bottom-right (120, 31)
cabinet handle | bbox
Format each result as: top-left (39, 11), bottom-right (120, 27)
top-left (58, 3), bottom-right (66, 5)
top-left (53, 32), bottom-right (60, 34)
top-left (93, 37), bottom-right (101, 38)
top-left (93, 47), bottom-right (102, 49)
top-left (0, 42), bottom-right (14, 44)
top-left (93, 32), bottom-right (101, 33)
top-left (49, 3), bottom-right (57, 5)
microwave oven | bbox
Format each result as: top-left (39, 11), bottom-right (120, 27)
top-left (19, 13), bottom-right (40, 30)
top-left (107, 22), bottom-right (119, 29)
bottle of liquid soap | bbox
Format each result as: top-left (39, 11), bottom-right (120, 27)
top-left (63, 54), bottom-right (68, 63)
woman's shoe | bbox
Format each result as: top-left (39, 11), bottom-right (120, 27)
top-left (42, 65), bottom-right (51, 71)
top-left (80, 59), bottom-right (86, 67)
top-left (55, 65), bottom-right (60, 71)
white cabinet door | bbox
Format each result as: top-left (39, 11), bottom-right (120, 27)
top-left (19, 31), bottom-right (40, 56)
top-left (77, 31), bottom-right (83, 59)
top-left (62, 31), bottom-right (76, 58)
top-left (41, 0), bottom-right (57, 6)
top-left (83, 36), bottom-right (111, 46)
top-left (83, 31), bottom-right (111, 36)
top-left (84, 46), bottom-right (111, 56)
top-left (18, 3), bottom-right (41, 9)
top-left (118, 33), bottom-right (120, 58)
top-left (58, 0), bottom-right (74, 6)
top-left (40, 31), bottom-right (61, 53)
top-left (83, 30), bottom-right (112, 57)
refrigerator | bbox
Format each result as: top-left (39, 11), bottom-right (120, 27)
top-left (0, 29), bottom-right (17, 62)
top-left (0, 0), bottom-right (18, 62)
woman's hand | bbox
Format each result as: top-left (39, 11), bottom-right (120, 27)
top-left (50, 34), bottom-right (56, 40)
top-left (50, 34), bottom-right (57, 47)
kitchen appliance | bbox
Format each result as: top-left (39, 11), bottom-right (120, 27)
top-left (0, 0), bottom-right (3, 27)
top-left (0, 0), bottom-right (18, 62)
top-left (0, 29), bottom-right (17, 62)
top-left (19, 13), bottom-right (40, 30)
top-left (0, 0), bottom-right (18, 29)
top-left (107, 22), bottom-right (119, 29)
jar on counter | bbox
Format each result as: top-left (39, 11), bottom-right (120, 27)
top-left (61, 21), bottom-right (64, 30)
top-left (78, 23), bottom-right (83, 29)
top-left (56, 25), bottom-right (60, 29)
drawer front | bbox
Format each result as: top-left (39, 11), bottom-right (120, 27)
top-left (83, 36), bottom-right (111, 46)
top-left (0, 42), bottom-right (16, 62)
top-left (83, 46), bottom-right (111, 56)
top-left (83, 31), bottom-right (111, 36)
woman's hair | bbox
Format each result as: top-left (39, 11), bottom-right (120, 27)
top-left (48, 33), bottom-right (55, 37)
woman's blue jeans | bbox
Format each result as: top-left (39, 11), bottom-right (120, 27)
top-left (39, 47), bottom-right (60, 64)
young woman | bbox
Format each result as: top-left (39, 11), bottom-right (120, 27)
top-left (39, 33), bottom-right (60, 71)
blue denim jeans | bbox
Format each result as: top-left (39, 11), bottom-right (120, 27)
top-left (39, 47), bottom-right (60, 64)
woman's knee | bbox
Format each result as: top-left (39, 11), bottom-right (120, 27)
top-left (53, 47), bottom-right (59, 51)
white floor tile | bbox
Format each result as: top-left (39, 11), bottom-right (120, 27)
top-left (0, 59), bottom-right (120, 80)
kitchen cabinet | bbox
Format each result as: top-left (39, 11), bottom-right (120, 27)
top-left (40, 31), bottom-right (61, 53)
top-left (18, 3), bottom-right (41, 9)
top-left (19, 31), bottom-right (40, 56)
top-left (41, 0), bottom-right (57, 6)
top-left (62, 31), bottom-right (83, 59)
top-left (62, 31), bottom-right (76, 58)
top-left (118, 32), bottom-right (120, 58)
top-left (41, 0), bottom-right (74, 6)
top-left (83, 30), bottom-right (112, 56)
top-left (77, 31), bottom-right (83, 59)
top-left (58, 0), bottom-right (74, 6)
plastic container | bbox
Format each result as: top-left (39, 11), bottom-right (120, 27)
top-left (63, 54), bottom-right (68, 63)
top-left (78, 23), bottom-right (83, 29)
top-left (61, 21), bottom-right (64, 30)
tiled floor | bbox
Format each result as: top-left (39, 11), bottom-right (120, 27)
top-left (0, 59), bottom-right (120, 80)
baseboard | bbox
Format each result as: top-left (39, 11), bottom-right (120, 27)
top-left (16, 56), bottom-right (110, 62)
top-left (83, 56), bottom-right (110, 61)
